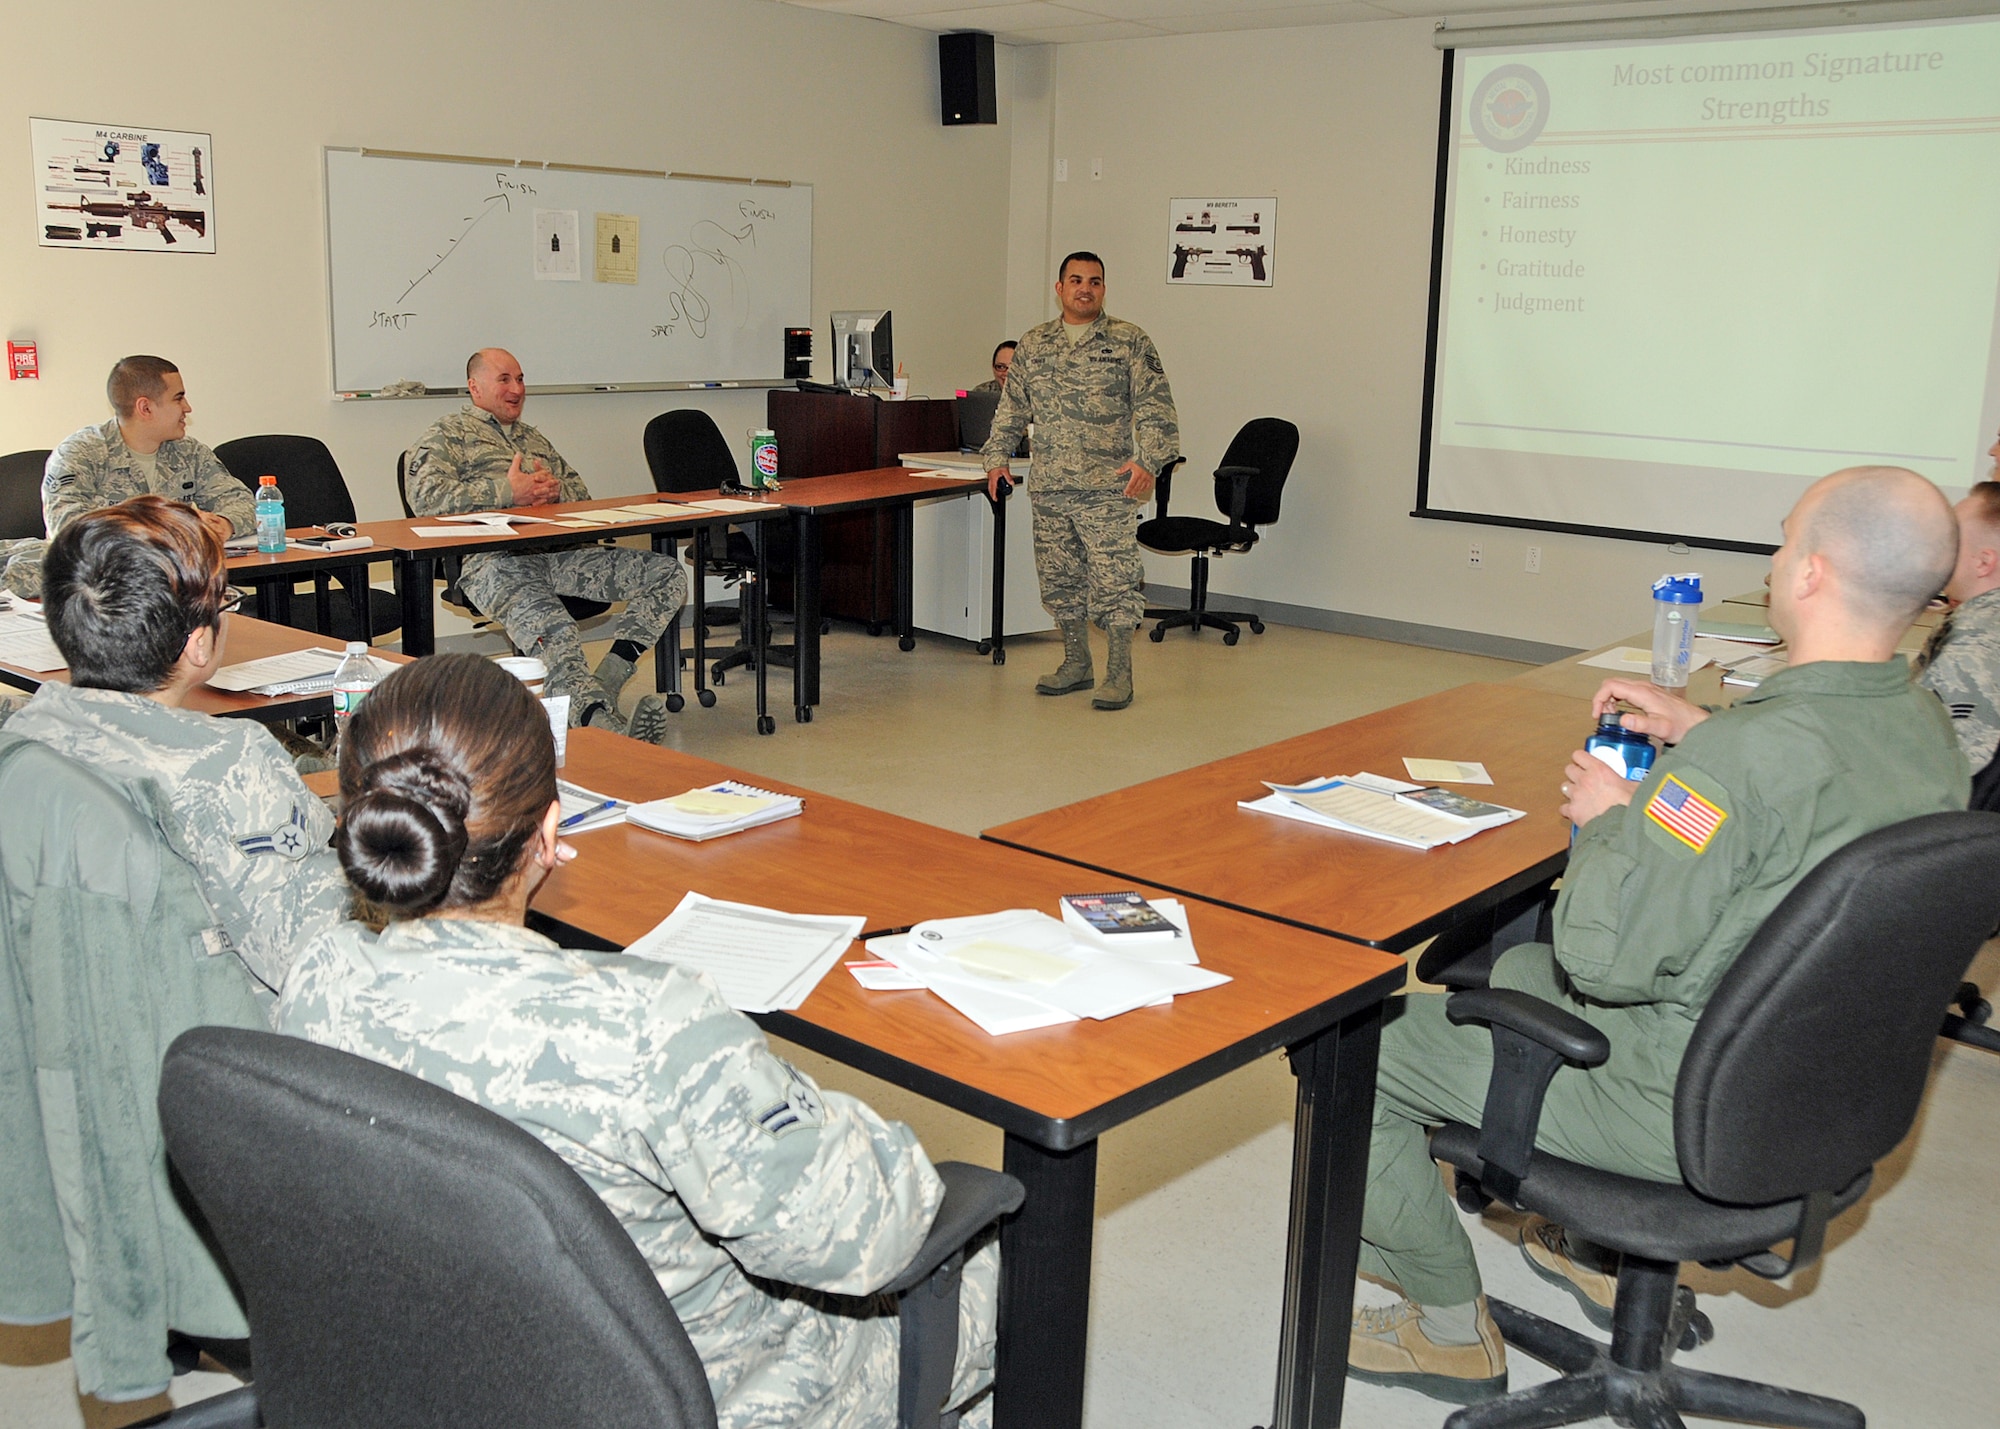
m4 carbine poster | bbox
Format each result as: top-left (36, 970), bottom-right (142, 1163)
top-left (32, 117), bottom-right (216, 253)
top-left (1167, 197), bottom-right (1274, 288)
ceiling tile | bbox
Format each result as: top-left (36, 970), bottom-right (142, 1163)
top-left (894, 2), bottom-right (1114, 33)
top-left (1148, 3), bottom-right (1392, 31)
top-left (1005, 19), bottom-right (1175, 38)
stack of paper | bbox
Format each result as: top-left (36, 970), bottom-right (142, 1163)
top-left (865, 906), bottom-right (1229, 1036)
top-left (1722, 650), bottom-right (1790, 688)
top-left (206, 647), bottom-right (388, 696)
top-left (623, 892), bottom-right (862, 1013)
top-left (1059, 891), bottom-right (1194, 962)
top-left (1241, 772), bottom-right (1524, 851)
top-left (626, 781), bottom-right (802, 841)
top-left (0, 602), bottom-right (64, 672)
top-left (689, 498), bottom-right (775, 514)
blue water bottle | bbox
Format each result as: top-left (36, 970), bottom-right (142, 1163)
top-left (1584, 712), bottom-right (1657, 783)
top-left (254, 474), bottom-right (286, 554)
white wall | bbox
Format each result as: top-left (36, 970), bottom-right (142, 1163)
top-left (1, 0), bottom-right (1015, 516)
top-left (1015, 20), bottom-right (1772, 652)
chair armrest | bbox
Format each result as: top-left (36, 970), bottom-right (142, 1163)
top-left (1216, 464), bottom-right (1258, 528)
top-left (160, 1385), bottom-right (260, 1429)
top-left (1446, 989), bottom-right (1611, 1203)
top-left (1154, 456), bottom-right (1184, 520)
top-left (1446, 988), bottom-right (1610, 1066)
top-left (880, 1162), bottom-right (1024, 1296)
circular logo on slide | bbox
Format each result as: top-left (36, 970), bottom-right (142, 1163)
top-left (1469, 64), bottom-right (1551, 153)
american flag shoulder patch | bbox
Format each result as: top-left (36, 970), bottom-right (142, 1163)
top-left (1645, 775), bottom-right (1728, 853)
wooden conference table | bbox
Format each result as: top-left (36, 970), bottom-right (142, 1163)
top-left (526, 730), bottom-right (1405, 1429)
top-left (226, 469), bottom-right (999, 729)
top-left (0, 612), bottom-right (408, 725)
top-left (227, 495), bottom-right (786, 731)
top-left (986, 681), bottom-right (1591, 952)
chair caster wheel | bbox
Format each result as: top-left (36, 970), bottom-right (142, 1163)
top-left (1148, 626), bottom-right (1166, 643)
top-left (899, 635), bottom-right (915, 652)
top-left (697, 689), bottom-right (716, 709)
top-left (1452, 1171), bottom-right (1493, 1215)
top-left (1679, 1307), bottom-right (1714, 1351)
top-left (666, 693), bottom-right (684, 714)
top-left (1249, 618), bottom-right (1265, 635)
top-left (992, 648), bottom-right (1005, 665)
top-left (976, 639), bottom-right (993, 655)
top-left (1223, 628), bottom-right (1240, 646)
top-left (1955, 983), bottom-right (1992, 1023)
top-left (757, 715), bottom-right (776, 735)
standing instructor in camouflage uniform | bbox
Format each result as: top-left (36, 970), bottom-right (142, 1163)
top-left (404, 349), bottom-right (687, 741)
top-left (983, 253), bottom-right (1178, 710)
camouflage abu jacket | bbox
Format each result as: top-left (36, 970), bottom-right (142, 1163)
top-left (982, 314), bottom-right (1178, 492)
top-left (44, 418), bottom-right (254, 537)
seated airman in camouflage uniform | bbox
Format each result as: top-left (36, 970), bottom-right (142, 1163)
top-left (6, 497), bottom-right (348, 998)
top-left (1915, 470), bottom-right (2000, 774)
top-left (404, 349), bottom-right (688, 742)
top-left (984, 252), bottom-right (1178, 711)
top-left (279, 656), bottom-right (997, 1429)
top-left (43, 356), bottom-right (255, 543)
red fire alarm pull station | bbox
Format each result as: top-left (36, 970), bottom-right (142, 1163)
top-left (7, 342), bottom-right (38, 381)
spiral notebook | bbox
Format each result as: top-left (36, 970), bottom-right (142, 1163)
top-left (625, 780), bottom-right (803, 842)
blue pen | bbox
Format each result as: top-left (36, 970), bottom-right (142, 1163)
top-left (559, 798), bottom-right (620, 830)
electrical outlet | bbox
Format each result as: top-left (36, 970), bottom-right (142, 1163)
top-left (1468, 542), bottom-right (1483, 569)
top-left (1525, 545), bottom-right (1542, 574)
top-left (1055, 158), bottom-right (1069, 182)
top-left (1091, 158), bottom-right (1103, 180)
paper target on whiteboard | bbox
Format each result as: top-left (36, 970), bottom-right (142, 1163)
top-left (1166, 197), bottom-right (1273, 287)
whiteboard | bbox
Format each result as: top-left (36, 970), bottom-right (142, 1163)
top-left (324, 149), bottom-right (811, 394)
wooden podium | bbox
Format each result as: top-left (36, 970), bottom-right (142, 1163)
top-left (767, 388), bottom-right (958, 626)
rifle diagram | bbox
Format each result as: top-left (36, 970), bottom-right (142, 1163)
top-left (32, 118), bottom-right (215, 252)
top-left (1167, 198), bottom-right (1274, 286)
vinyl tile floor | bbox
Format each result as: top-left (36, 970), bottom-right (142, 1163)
top-left (6, 620), bottom-right (1997, 1429)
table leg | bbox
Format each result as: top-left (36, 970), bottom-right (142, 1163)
top-left (995, 1134), bottom-right (1097, 1429)
top-left (894, 502), bottom-right (915, 653)
top-left (990, 489), bottom-right (1007, 664)
top-left (651, 533), bottom-right (683, 711)
top-left (398, 555), bottom-right (436, 657)
top-left (794, 508), bottom-right (820, 722)
top-left (1271, 1002), bottom-right (1384, 1429)
top-left (691, 526), bottom-right (713, 709)
top-left (252, 578), bottom-right (292, 627)
top-left (751, 518), bottom-right (772, 735)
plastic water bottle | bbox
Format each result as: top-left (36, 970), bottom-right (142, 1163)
top-left (254, 474), bottom-right (286, 554)
top-left (329, 641), bottom-right (379, 746)
top-left (1650, 573), bottom-right (1702, 688)
top-left (1584, 712), bottom-right (1657, 783)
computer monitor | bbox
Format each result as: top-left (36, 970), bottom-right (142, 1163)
top-left (830, 309), bottom-right (893, 389)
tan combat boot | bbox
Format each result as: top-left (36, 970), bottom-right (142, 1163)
top-left (1347, 1298), bottom-right (1508, 1405)
top-left (1520, 1215), bottom-right (1618, 1329)
top-left (1092, 624), bottom-right (1134, 710)
top-left (1037, 619), bottom-right (1095, 695)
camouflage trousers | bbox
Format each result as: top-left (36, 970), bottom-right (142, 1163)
top-left (460, 544), bottom-right (687, 720)
top-left (1029, 488), bottom-right (1145, 629)
top-left (708, 1235), bottom-right (998, 1429)
top-left (1, 538), bottom-right (46, 601)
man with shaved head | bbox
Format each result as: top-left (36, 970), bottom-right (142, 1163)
top-left (1348, 466), bottom-right (1968, 1405)
top-left (404, 348), bottom-right (687, 740)
top-left (1915, 430), bottom-right (2000, 771)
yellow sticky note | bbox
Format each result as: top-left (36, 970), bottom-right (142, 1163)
top-left (947, 940), bottom-right (1081, 986)
top-left (669, 789), bottom-right (774, 817)
top-left (1402, 758), bottom-right (1492, 785)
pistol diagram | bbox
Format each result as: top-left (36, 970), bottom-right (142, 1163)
top-left (1167, 199), bottom-right (1274, 286)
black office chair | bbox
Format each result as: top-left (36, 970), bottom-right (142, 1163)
top-left (395, 449), bottom-right (609, 630)
top-left (158, 1026), bottom-right (1023, 1429)
top-left (1430, 810), bottom-right (2000, 1429)
top-left (0, 448), bottom-right (51, 539)
top-left (1943, 748), bottom-right (2000, 1052)
top-left (642, 409), bottom-right (802, 683)
top-left (215, 435), bottom-right (401, 642)
top-left (1137, 417), bottom-right (1297, 645)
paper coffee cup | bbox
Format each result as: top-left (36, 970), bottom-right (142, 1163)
top-left (494, 655), bottom-right (547, 698)
top-left (891, 377), bottom-right (910, 400)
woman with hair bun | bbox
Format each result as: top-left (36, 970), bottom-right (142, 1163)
top-left (277, 655), bottom-right (996, 1429)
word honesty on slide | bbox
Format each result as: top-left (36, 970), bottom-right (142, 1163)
top-left (1420, 14), bottom-right (2000, 551)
